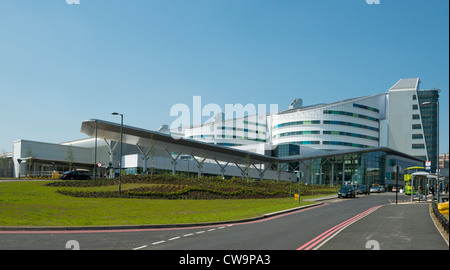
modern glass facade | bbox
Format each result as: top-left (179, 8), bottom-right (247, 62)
top-left (289, 150), bottom-right (422, 190)
top-left (418, 89), bottom-right (439, 172)
top-left (272, 144), bottom-right (300, 157)
top-left (296, 152), bottom-right (386, 186)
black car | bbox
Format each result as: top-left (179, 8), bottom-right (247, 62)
top-left (60, 170), bottom-right (91, 180)
top-left (338, 186), bottom-right (356, 198)
top-left (356, 185), bottom-right (369, 195)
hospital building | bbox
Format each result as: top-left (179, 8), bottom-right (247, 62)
top-left (1, 78), bottom-right (443, 189)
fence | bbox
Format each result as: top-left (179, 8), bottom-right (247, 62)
top-left (432, 201), bottom-right (449, 235)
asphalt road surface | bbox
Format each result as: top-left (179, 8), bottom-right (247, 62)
top-left (0, 193), bottom-right (447, 251)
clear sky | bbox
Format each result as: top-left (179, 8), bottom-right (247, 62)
top-left (0, 0), bottom-right (448, 153)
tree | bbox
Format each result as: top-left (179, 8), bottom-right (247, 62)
top-left (244, 153), bottom-right (252, 182)
top-left (0, 148), bottom-right (10, 177)
top-left (25, 147), bottom-right (34, 177)
top-left (149, 134), bottom-right (156, 177)
top-left (66, 145), bottom-right (74, 171)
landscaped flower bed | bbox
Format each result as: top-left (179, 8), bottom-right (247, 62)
top-left (47, 174), bottom-right (337, 200)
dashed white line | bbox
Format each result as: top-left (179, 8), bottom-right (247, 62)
top-left (134, 225), bottom-right (234, 250)
top-left (132, 245), bottom-right (148, 250)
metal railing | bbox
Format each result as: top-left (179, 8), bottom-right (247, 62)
top-left (19, 171), bottom-right (61, 179)
top-left (432, 201), bottom-right (449, 234)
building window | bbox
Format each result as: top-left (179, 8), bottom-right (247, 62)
top-left (323, 110), bottom-right (379, 122)
top-left (412, 144), bottom-right (425, 149)
top-left (353, 103), bottom-right (380, 113)
top-left (412, 104), bottom-right (418, 110)
top-left (323, 131), bottom-right (379, 141)
top-left (412, 134), bottom-right (423, 139)
top-left (412, 114), bottom-right (420, 120)
top-left (243, 120), bottom-right (266, 127)
top-left (412, 124), bottom-right (422, 129)
top-left (273, 120), bottom-right (321, 129)
top-left (413, 95), bottom-right (417, 100)
top-left (289, 141), bottom-right (320, 145)
top-left (274, 130), bottom-right (320, 138)
top-left (322, 141), bottom-right (371, 148)
top-left (273, 144), bottom-right (300, 157)
top-left (323, 120), bottom-right (379, 131)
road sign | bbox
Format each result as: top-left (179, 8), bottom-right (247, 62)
top-left (97, 162), bottom-right (102, 167)
top-left (393, 165), bottom-right (402, 172)
top-left (426, 161), bottom-right (431, 171)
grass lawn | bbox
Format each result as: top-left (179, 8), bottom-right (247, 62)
top-left (0, 181), bottom-right (318, 227)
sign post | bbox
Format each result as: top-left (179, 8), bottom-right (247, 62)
top-left (425, 161), bottom-right (431, 172)
top-left (298, 171), bottom-right (304, 205)
top-left (393, 165), bottom-right (402, 204)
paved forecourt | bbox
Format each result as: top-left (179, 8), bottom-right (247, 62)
top-left (318, 202), bottom-right (449, 250)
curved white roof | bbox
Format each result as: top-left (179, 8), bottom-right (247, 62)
top-left (80, 119), bottom-right (424, 166)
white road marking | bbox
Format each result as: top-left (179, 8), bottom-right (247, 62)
top-left (133, 225), bottom-right (233, 250)
top-left (132, 245), bottom-right (148, 250)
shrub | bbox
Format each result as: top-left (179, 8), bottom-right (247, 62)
top-left (50, 175), bottom-right (335, 200)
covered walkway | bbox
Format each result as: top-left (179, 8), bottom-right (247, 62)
top-left (80, 119), bottom-right (424, 184)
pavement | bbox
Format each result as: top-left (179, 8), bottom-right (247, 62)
top-left (318, 197), bottom-right (449, 250)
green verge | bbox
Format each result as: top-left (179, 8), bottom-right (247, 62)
top-left (0, 180), bottom-right (325, 227)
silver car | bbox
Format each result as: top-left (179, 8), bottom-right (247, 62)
top-left (369, 186), bottom-right (384, 193)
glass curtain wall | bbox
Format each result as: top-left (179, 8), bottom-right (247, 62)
top-left (293, 151), bottom-right (387, 187)
top-left (418, 89), bottom-right (439, 172)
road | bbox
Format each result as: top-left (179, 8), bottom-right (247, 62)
top-left (0, 193), bottom-right (447, 251)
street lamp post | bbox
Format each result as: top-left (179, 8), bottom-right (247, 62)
top-left (94, 120), bottom-right (98, 181)
top-left (421, 101), bottom-right (439, 202)
top-left (298, 171), bottom-right (303, 205)
top-left (112, 112), bottom-right (123, 193)
top-left (393, 165), bottom-right (402, 204)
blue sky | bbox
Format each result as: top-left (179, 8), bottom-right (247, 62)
top-left (0, 0), bottom-right (448, 153)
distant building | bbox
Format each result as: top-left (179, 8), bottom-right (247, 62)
top-left (439, 153), bottom-right (449, 169)
top-left (439, 153), bottom-right (449, 180)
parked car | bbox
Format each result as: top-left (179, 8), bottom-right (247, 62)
top-left (60, 170), bottom-right (91, 180)
top-left (338, 186), bottom-right (356, 198)
top-left (369, 186), bottom-right (385, 193)
top-left (356, 185), bottom-right (369, 195)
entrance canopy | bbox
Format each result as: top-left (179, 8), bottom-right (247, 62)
top-left (412, 172), bottom-right (430, 177)
top-left (427, 174), bottom-right (446, 181)
top-left (80, 119), bottom-right (424, 167)
top-left (80, 119), bottom-right (277, 166)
